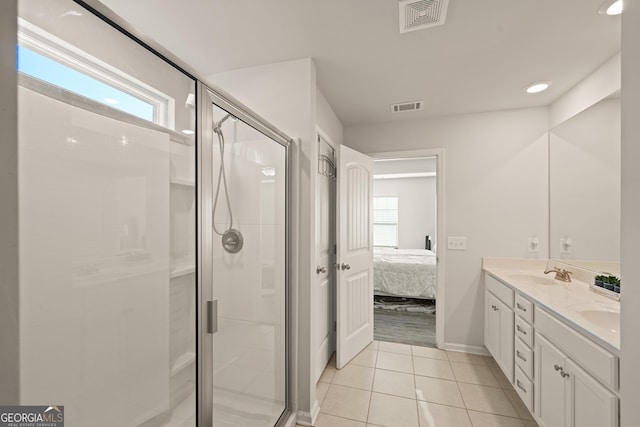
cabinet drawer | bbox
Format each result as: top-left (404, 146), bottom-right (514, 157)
top-left (515, 293), bottom-right (533, 323)
top-left (515, 316), bottom-right (533, 348)
top-left (514, 366), bottom-right (534, 412)
top-left (515, 338), bottom-right (533, 379)
top-left (485, 274), bottom-right (514, 307)
top-left (535, 306), bottom-right (618, 390)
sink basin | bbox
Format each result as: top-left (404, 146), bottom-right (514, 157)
top-left (579, 308), bottom-right (620, 332)
top-left (505, 273), bottom-right (557, 286)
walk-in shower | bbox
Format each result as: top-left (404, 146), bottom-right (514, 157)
top-left (212, 113), bottom-right (243, 254)
top-left (199, 96), bottom-right (290, 427)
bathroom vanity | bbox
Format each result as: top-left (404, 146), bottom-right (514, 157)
top-left (483, 258), bottom-right (620, 427)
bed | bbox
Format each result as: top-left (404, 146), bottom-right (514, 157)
top-left (373, 247), bottom-right (437, 299)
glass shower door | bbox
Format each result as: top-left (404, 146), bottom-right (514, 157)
top-left (199, 92), bottom-right (289, 427)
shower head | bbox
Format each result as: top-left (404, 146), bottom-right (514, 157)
top-left (213, 113), bottom-right (237, 134)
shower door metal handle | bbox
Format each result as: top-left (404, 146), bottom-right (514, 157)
top-left (207, 300), bottom-right (218, 334)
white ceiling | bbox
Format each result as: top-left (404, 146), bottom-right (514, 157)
top-left (97, 0), bottom-right (620, 126)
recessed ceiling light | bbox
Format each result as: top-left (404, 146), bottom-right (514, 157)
top-left (181, 129), bottom-right (195, 135)
top-left (525, 81), bottom-right (552, 94)
top-left (599, 0), bottom-right (623, 15)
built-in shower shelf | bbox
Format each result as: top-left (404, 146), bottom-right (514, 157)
top-left (170, 265), bottom-right (196, 279)
top-left (171, 351), bottom-right (196, 376)
top-left (170, 178), bottom-right (195, 187)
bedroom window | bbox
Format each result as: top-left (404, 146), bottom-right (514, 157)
top-left (373, 196), bottom-right (399, 247)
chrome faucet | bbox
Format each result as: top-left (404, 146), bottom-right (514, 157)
top-left (544, 267), bottom-right (573, 282)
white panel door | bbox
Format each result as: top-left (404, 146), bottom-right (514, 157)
top-left (336, 145), bottom-right (373, 369)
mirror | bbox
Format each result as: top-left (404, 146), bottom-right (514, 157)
top-left (549, 94), bottom-right (620, 275)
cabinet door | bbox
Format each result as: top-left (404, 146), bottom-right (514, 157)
top-left (536, 334), bottom-right (568, 427)
top-left (484, 291), bottom-right (500, 359)
top-left (485, 291), bottom-right (514, 382)
top-left (497, 298), bottom-right (514, 382)
top-left (566, 358), bottom-right (618, 427)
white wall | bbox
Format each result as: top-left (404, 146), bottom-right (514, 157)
top-left (550, 53), bottom-right (621, 128)
top-left (620, 0), bottom-right (640, 424)
top-left (0, 0), bottom-right (18, 405)
top-left (208, 58), bottom-right (319, 421)
top-left (374, 177), bottom-right (436, 250)
top-left (346, 107), bottom-right (549, 349)
top-left (316, 88), bottom-right (343, 145)
top-left (374, 157), bottom-right (437, 175)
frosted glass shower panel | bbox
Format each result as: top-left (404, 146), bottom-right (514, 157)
top-left (17, 0), bottom-right (197, 425)
top-left (19, 87), bottom-right (170, 425)
top-left (211, 106), bottom-right (287, 427)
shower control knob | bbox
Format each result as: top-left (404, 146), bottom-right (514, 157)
top-left (341, 263), bottom-right (351, 270)
top-left (316, 266), bottom-right (327, 274)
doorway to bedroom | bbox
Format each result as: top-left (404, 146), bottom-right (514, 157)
top-left (372, 155), bottom-right (441, 349)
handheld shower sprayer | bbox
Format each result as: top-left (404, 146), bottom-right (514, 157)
top-left (212, 113), bottom-right (243, 253)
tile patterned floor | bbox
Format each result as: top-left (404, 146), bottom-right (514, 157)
top-left (310, 341), bottom-right (540, 427)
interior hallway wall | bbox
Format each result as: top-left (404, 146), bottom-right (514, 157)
top-left (345, 107), bottom-right (549, 350)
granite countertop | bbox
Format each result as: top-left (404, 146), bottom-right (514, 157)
top-left (483, 258), bottom-right (620, 355)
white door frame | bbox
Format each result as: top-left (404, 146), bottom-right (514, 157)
top-left (369, 148), bottom-right (445, 349)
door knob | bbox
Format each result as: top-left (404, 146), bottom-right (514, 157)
top-left (341, 263), bottom-right (351, 270)
top-left (316, 266), bottom-right (327, 274)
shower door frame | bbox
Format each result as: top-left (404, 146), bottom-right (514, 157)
top-left (197, 82), bottom-right (295, 427)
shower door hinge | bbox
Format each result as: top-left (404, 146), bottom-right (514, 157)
top-left (207, 300), bottom-right (218, 334)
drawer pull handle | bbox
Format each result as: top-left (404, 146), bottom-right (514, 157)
top-left (516, 303), bottom-right (527, 312)
top-left (516, 351), bottom-right (527, 362)
top-left (516, 380), bottom-right (527, 393)
top-left (554, 364), bottom-right (563, 372)
top-left (561, 371), bottom-right (570, 378)
top-left (516, 325), bottom-right (527, 335)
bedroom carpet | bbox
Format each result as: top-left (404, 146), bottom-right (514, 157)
top-left (374, 296), bottom-right (436, 348)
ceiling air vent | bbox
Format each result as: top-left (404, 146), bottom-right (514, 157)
top-left (390, 100), bottom-right (424, 113)
top-left (399, 0), bottom-right (450, 33)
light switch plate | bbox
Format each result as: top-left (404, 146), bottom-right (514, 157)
top-left (448, 237), bottom-right (467, 250)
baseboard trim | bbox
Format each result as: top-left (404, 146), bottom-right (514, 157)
top-left (444, 342), bottom-right (490, 356)
top-left (296, 399), bottom-right (320, 427)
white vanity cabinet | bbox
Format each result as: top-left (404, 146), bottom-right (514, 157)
top-left (535, 307), bottom-right (619, 427)
top-left (484, 275), bottom-right (514, 382)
